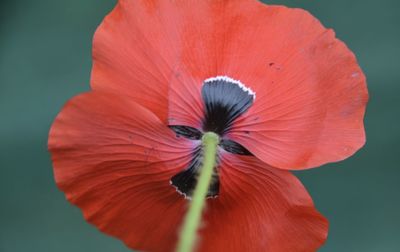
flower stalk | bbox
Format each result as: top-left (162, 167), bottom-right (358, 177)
top-left (176, 132), bottom-right (219, 252)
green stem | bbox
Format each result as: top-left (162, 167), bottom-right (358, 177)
top-left (176, 132), bottom-right (219, 252)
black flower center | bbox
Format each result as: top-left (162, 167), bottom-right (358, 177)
top-left (169, 76), bottom-right (255, 199)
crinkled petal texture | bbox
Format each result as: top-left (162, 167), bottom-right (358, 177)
top-left (49, 92), bottom-right (328, 252)
top-left (201, 151), bottom-right (328, 252)
top-left (91, 0), bottom-right (182, 122)
top-left (166, 0), bottom-right (369, 170)
top-left (92, 0), bottom-right (368, 170)
top-left (49, 92), bottom-right (192, 250)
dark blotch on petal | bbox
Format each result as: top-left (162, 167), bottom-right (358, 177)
top-left (170, 148), bottom-right (219, 198)
top-left (220, 139), bottom-right (252, 155)
top-left (202, 77), bottom-right (254, 135)
top-left (169, 125), bottom-right (202, 140)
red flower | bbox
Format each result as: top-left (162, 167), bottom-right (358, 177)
top-left (48, 1), bottom-right (368, 252)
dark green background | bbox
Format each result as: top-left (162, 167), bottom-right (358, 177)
top-left (1, 0), bottom-right (399, 251)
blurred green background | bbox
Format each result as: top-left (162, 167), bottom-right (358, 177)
top-left (1, 0), bottom-right (399, 251)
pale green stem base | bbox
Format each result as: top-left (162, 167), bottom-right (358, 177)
top-left (175, 132), bottom-right (219, 252)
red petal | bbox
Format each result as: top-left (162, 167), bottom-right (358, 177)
top-left (92, 0), bottom-right (367, 169)
top-left (48, 91), bottom-right (195, 251)
top-left (163, 1), bottom-right (368, 169)
top-left (200, 151), bottom-right (328, 252)
top-left (49, 91), bottom-right (327, 251)
top-left (225, 5), bottom-right (368, 169)
top-left (91, 0), bottom-right (183, 122)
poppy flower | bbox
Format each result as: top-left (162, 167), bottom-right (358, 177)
top-left (48, 0), bottom-right (368, 252)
